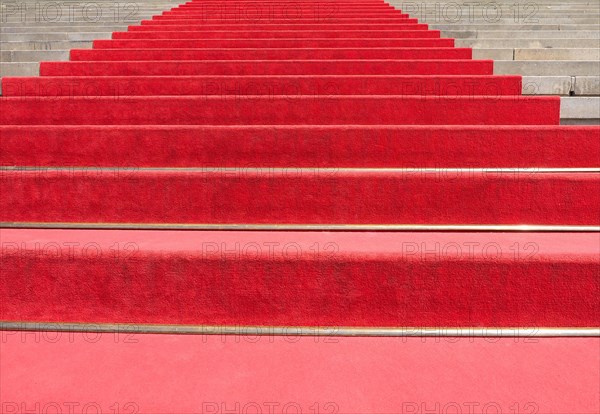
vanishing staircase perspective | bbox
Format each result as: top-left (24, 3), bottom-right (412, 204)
top-left (1, 0), bottom-right (599, 332)
top-left (0, 0), bottom-right (599, 411)
top-left (2, 0), bottom-right (599, 123)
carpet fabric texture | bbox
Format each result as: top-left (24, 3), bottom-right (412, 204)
top-left (0, 0), bottom-right (598, 328)
top-left (1, 230), bottom-right (599, 327)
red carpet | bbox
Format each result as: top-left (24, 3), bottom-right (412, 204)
top-left (38, 59), bottom-right (494, 75)
top-left (2, 169), bottom-right (599, 225)
top-left (2, 334), bottom-right (598, 413)
top-left (5, 125), bottom-right (597, 167)
top-left (0, 96), bottom-right (560, 125)
top-left (130, 23), bottom-right (429, 30)
top-left (2, 75), bottom-right (522, 96)
top-left (69, 48), bottom-right (472, 60)
top-left (0, 0), bottom-right (598, 330)
top-left (1, 230), bottom-right (598, 327)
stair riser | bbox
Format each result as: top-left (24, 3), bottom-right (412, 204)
top-left (145, 18), bottom-right (420, 23)
top-left (87, 38), bottom-right (454, 48)
top-left (159, 12), bottom-right (410, 18)
top-left (1, 126), bottom-right (596, 168)
top-left (39, 60), bottom-right (493, 76)
top-left (1, 230), bottom-right (598, 327)
top-left (1, 171), bottom-right (597, 225)
top-left (109, 30), bottom-right (441, 39)
top-left (0, 96), bottom-right (558, 125)
top-left (2, 75), bottom-right (518, 97)
top-left (70, 48), bottom-right (471, 60)
top-left (129, 23), bottom-right (428, 30)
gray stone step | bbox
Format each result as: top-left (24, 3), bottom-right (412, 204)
top-left (424, 16), bottom-right (600, 22)
top-left (0, 1), bottom-right (178, 3)
top-left (1, 26), bottom-right (129, 33)
top-left (2, 15), bottom-right (162, 21)
top-left (0, 49), bottom-right (69, 62)
top-left (456, 38), bottom-right (600, 48)
top-left (0, 21), bottom-right (141, 26)
top-left (494, 60), bottom-right (600, 76)
top-left (522, 76), bottom-right (600, 96)
top-left (443, 30), bottom-right (600, 39)
top-left (0, 32), bottom-right (114, 41)
top-left (561, 24), bottom-right (600, 30)
top-left (0, 40), bottom-right (91, 50)
top-left (574, 76), bottom-right (600, 96)
top-left (522, 76), bottom-right (573, 95)
top-left (1, 14), bottom-right (166, 23)
top-left (393, 1), bottom-right (600, 5)
top-left (1, 8), bottom-right (176, 15)
top-left (0, 62), bottom-right (39, 77)
top-left (0, 32), bottom-right (113, 41)
top-left (422, 18), bottom-right (600, 24)
top-left (432, 24), bottom-right (600, 31)
top-left (414, 11), bottom-right (600, 17)
top-left (560, 97), bottom-right (600, 124)
top-left (514, 48), bottom-right (600, 60)
top-left (475, 48), bottom-right (600, 61)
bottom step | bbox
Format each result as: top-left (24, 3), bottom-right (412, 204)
top-left (1, 229), bottom-right (598, 327)
top-left (1, 332), bottom-right (598, 413)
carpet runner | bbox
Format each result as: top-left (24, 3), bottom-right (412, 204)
top-left (0, 0), bottom-right (598, 330)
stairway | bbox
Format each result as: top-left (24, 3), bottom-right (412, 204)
top-left (0, 0), bottom-right (181, 77)
top-left (388, 0), bottom-right (600, 124)
top-left (1, 0), bottom-right (599, 330)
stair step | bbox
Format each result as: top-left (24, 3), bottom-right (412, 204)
top-left (145, 17), bottom-right (421, 24)
top-left (495, 60), bottom-right (600, 76)
top-left (129, 22), bottom-right (427, 31)
top-left (89, 38), bottom-right (455, 48)
top-left (38, 59), bottom-right (493, 76)
top-left (1, 167), bottom-right (597, 225)
top-left (0, 95), bottom-right (558, 125)
top-left (0, 40), bottom-right (92, 51)
top-left (70, 48), bottom-right (472, 60)
top-left (443, 30), bottom-right (600, 39)
top-left (4, 125), bottom-right (596, 167)
top-left (457, 38), bottom-right (600, 49)
top-left (111, 29), bottom-right (440, 39)
top-left (1, 229), bottom-right (598, 326)
top-left (0, 329), bottom-right (597, 412)
top-left (2, 74), bottom-right (520, 96)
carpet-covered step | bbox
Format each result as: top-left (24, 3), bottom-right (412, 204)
top-left (1, 334), bottom-right (597, 414)
top-left (146, 17), bottom-right (420, 24)
top-left (88, 38), bottom-right (454, 48)
top-left (1, 229), bottom-right (598, 327)
top-left (160, 11), bottom-right (409, 18)
top-left (0, 96), bottom-right (558, 125)
top-left (165, 8), bottom-right (401, 13)
top-left (70, 48), bottom-right (471, 60)
top-left (176, 3), bottom-right (396, 7)
top-left (182, 0), bottom-right (391, 2)
top-left (178, 2), bottom-right (396, 6)
top-left (122, 25), bottom-right (431, 35)
top-left (2, 75), bottom-right (520, 96)
top-left (181, 1), bottom-right (394, 4)
top-left (129, 23), bottom-right (427, 30)
top-left (173, 5), bottom-right (397, 13)
top-left (1, 126), bottom-right (596, 168)
top-left (164, 7), bottom-right (404, 14)
top-left (39, 60), bottom-right (492, 76)
top-left (1, 168), bottom-right (597, 225)
top-left (167, 3), bottom-right (396, 9)
top-left (177, 2), bottom-right (395, 6)
top-left (110, 30), bottom-right (439, 39)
